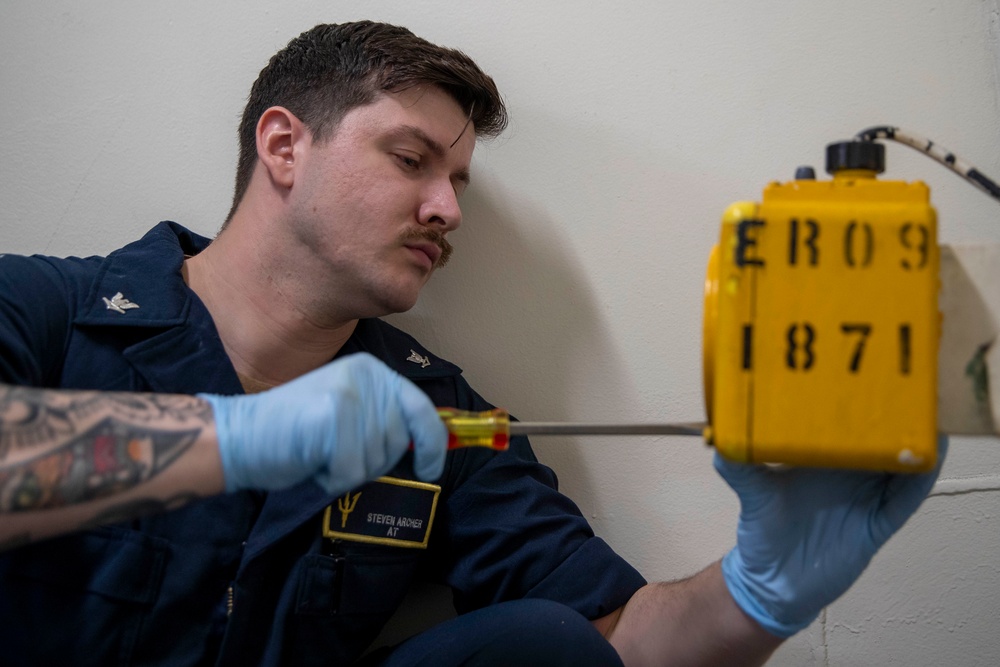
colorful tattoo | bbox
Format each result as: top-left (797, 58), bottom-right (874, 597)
top-left (0, 386), bottom-right (211, 457)
top-left (0, 386), bottom-right (208, 512)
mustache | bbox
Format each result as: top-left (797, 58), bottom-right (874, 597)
top-left (400, 228), bottom-right (453, 268)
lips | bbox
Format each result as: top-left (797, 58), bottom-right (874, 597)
top-left (406, 241), bottom-right (442, 268)
top-left (400, 228), bottom-right (453, 269)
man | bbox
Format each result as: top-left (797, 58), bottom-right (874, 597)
top-left (0, 21), bottom-right (943, 666)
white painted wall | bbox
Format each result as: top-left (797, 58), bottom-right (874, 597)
top-left (3, 1), bottom-right (1000, 663)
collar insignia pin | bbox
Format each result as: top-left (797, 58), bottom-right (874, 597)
top-left (407, 350), bottom-right (431, 368)
top-left (102, 292), bottom-right (140, 314)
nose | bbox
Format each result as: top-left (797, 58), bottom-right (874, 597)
top-left (418, 180), bottom-right (463, 232)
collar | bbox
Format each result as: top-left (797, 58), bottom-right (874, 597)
top-left (340, 318), bottom-right (463, 381)
top-left (70, 221), bottom-right (463, 390)
top-left (74, 221), bottom-right (210, 328)
top-left (70, 221), bottom-right (242, 396)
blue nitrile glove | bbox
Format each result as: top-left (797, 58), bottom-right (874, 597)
top-left (715, 435), bottom-right (948, 637)
top-left (199, 353), bottom-right (447, 494)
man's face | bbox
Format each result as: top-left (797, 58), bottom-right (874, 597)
top-left (288, 85), bottom-right (476, 319)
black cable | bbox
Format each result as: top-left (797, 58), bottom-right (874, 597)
top-left (855, 126), bottom-right (1000, 203)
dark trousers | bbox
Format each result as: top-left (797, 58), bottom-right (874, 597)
top-left (361, 599), bottom-right (625, 666)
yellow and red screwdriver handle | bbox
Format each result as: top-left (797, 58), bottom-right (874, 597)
top-left (437, 408), bottom-right (512, 451)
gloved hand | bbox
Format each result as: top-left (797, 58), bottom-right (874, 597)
top-left (199, 353), bottom-right (447, 495)
top-left (716, 435), bottom-right (948, 637)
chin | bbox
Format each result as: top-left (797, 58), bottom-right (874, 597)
top-left (366, 275), bottom-right (427, 317)
top-left (376, 291), bottom-right (421, 316)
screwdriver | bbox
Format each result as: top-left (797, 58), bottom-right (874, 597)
top-left (436, 408), bottom-right (706, 451)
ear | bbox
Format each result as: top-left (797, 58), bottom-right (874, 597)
top-left (255, 106), bottom-right (308, 189)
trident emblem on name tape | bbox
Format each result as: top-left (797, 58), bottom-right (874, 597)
top-left (337, 492), bottom-right (362, 528)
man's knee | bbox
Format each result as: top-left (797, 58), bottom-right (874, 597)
top-left (371, 598), bottom-right (623, 667)
top-left (488, 598), bottom-right (618, 662)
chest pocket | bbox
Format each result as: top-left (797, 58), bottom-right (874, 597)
top-left (295, 476), bottom-right (439, 617)
top-left (263, 546), bottom-right (423, 667)
top-left (0, 526), bottom-right (169, 666)
top-left (295, 547), bottom-right (421, 616)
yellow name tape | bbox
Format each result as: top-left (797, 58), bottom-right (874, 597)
top-left (322, 476), bottom-right (441, 549)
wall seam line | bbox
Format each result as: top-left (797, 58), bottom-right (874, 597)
top-left (929, 476), bottom-right (1000, 496)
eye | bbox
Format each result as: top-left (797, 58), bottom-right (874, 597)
top-left (395, 154), bottom-right (421, 170)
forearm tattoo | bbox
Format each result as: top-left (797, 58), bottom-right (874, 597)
top-left (0, 386), bottom-right (212, 512)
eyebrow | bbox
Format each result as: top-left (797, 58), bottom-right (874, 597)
top-left (390, 125), bottom-right (472, 186)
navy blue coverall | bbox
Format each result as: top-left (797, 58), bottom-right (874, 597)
top-left (0, 222), bottom-right (646, 666)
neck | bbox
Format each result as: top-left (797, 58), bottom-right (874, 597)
top-left (183, 225), bottom-right (358, 386)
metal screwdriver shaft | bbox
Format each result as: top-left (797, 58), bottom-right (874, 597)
top-left (509, 421), bottom-right (706, 437)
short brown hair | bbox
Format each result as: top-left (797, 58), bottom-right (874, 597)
top-left (224, 21), bottom-right (507, 224)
